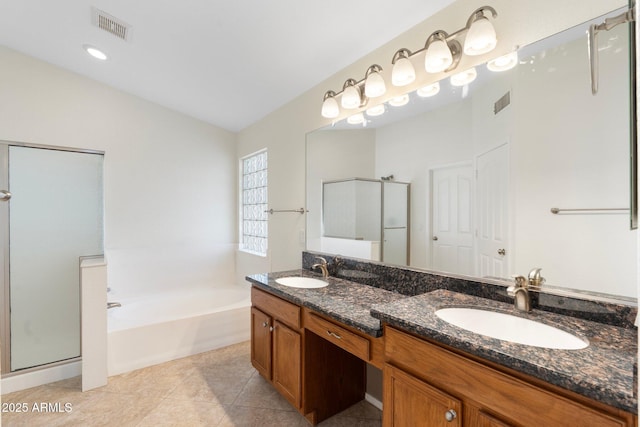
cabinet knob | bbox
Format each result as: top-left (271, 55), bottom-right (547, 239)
top-left (262, 321), bottom-right (269, 328)
top-left (445, 409), bottom-right (457, 422)
top-left (498, 248), bottom-right (506, 256)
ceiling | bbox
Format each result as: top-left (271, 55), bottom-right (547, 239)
top-left (0, 0), bottom-right (456, 132)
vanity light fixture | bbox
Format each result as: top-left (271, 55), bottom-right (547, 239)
top-left (366, 104), bottom-right (386, 117)
top-left (450, 67), bottom-right (477, 86)
top-left (321, 91), bottom-right (340, 118)
top-left (341, 79), bottom-right (363, 109)
top-left (83, 44), bottom-right (108, 61)
top-left (364, 65), bottom-right (387, 98)
top-left (417, 82), bottom-right (440, 97)
top-left (388, 94), bottom-right (410, 107)
top-left (391, 49), bottom-right (416, 86)
top-left (424, 31), bottom-right (461, 73)
top-left (487, 50), bottom-right (518, 72)
top-left (463, 6), bottom-right (498, 56)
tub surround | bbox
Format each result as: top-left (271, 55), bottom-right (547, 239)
top-left (247, 251), bottom-right (638, 416)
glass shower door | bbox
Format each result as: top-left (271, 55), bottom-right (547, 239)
top-left (7, 145), bottom-right (103, 371)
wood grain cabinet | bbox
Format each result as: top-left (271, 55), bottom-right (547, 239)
top-left (250, 288), bottom-right (302, 409)
top-left (383, 326), bottom-right (636, 427)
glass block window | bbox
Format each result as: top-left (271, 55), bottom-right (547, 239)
top-left (240, 150), bottom-right (268, 255)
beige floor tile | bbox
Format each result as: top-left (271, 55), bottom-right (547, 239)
top-left (0, 341), bottom-right (382, 427)
top-left (137, 399), bottom-right (228, 427)
top-left (232, 374), bottom-right (295, 411)
top-left (218, 405), bottom-right (309, 427)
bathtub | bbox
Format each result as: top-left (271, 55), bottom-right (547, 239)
top-left (107, 284), bottom-right (251, 375)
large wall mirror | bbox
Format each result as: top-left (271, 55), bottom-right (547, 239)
top-left (306, 6), bottom-right (637, 300)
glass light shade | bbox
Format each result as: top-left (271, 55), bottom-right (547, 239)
top-left (83, 44), bottom-right (108, 60)
top-left (464, 17), bottom-right (497, 56)
top-left (391, 57), bottom-right (416, 86)
top-left (364, 71), bottom-right (387, 98)
top-left (487, 51), bottom-right (518, 72)
top-left (417, 82), bottom-right (440, 98)
top-left (321, 96), bottom-right (339, 118)
top-left (341, 85), bottom-right (362, 109)
top-left (347, 113), bottom-right (365, 125)
top-left (388, 94), bottom-right (410, 107)
top-left (366, 104), bottom-right (385, 117)
top-left (450, 67), bottom-right (477, 86)
top-left (424, 39), bottom-right (453, 73)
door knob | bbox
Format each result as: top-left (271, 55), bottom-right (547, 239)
top-left (0, 190), bottom-right (11, 201)
top-left (432, 236), bottom-right (438, 241)
top-left (498, 248), bottom-right (506, 256)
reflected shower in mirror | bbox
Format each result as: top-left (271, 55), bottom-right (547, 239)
top-left (306, 8), bottom-right (636, 299)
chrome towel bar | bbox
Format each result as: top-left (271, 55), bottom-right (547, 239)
top-left (550, 207), bottom-right (629, 214)
top-left (264, 208), bottom-right (307, 214)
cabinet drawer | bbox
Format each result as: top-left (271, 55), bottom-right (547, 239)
top-left (385, 327), bottom-right (628, 427)
top-left (251, 287), bottom-right (301, 329)
top-left (305, 311), bottom-right (370, 361)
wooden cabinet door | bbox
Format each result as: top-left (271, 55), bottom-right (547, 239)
top-left (273, 320), bottom-right (302, 409)
top-left (384, 363), bottom-right (462, 427)
top-left (251, 306), bottom-right (272, 380)
top-left (476, 410), bottom-right (514, 427)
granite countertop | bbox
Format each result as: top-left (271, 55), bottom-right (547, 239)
top-left (371, 289), bottom-right (637, 413)
top-left (246, 269), bottom-right (406, 337)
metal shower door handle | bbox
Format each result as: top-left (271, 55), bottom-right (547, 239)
top-left (0, 190), bottom-right (11, 201)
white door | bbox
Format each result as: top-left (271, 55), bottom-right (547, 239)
top-left (476, 144), bottom-right (509, 279)
top-left (431, 164), bottom-right (474, 275)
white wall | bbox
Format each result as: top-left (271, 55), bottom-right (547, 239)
top-left (0, 46), bottom-right (238, 297)
top-left (236, 0), bottom-right (626, 282)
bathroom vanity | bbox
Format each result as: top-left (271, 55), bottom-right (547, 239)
top-left (247, 268), bottom-right (637, 426)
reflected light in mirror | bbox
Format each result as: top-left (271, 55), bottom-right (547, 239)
top-left (347, 113), bottom-right (365, 125)
top-left (487, 51), bottom-right (519, 72)
top-left (450, 67), bottom-right (477, 86)
top-left (366, 104), bottom-right (386, 117)
top-left (388, 94), bottom-right (410, 107)
top-left (417, 82), bottom-right (441, 97)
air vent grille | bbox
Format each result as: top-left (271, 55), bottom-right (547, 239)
top-left (494, 91), bottom-right (511, 115)
top-left (92, 8), bottom-right (130, 41)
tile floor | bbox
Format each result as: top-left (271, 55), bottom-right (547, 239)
top-left (1, 341), bottom-right (382, 426)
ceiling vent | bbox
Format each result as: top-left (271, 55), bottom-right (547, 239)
top-left (91, 7), bottom-right (131, 41)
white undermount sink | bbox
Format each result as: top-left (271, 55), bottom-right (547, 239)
top-left (435, 307), bottom-right (588, 350)
top-left (275, 277), bottom-right (329, 289)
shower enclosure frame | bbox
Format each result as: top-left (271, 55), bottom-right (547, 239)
top-left (0, 140), bottom-right (105, 377)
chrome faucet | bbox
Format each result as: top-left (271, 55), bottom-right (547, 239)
top-left (312, 256), bottom-right (329, 278)
top-left (507, 275), bottom-right (531, 312)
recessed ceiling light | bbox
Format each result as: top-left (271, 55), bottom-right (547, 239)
top-left (83, 44), bottom-right (108, 61)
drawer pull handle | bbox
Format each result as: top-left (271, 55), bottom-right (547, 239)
top-left (445, 409), bottom-right (457, 422)
top-left (327, 330), bottom-right (342, 340)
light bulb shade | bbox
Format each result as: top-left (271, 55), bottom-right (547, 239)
top-left (341, 84), bottom-right (362, 109)
top-left (464, 16), bottom-right (497, 56)
top-left (450, 67), bottom-right (477, 86)
top-left (321, 96), bottom-right (339, 118)
top-left (388, 94), bottom-right (410, 107)
top-left (391, 57), bottom-right (416, 87)
top-left (366, 104), bottom-right (385, 117)
top-left (487, 51), bottom-right (518, 72)
top-left (417, 82), bottom-right (440, 98)
top-left (425, 39), bottom-right (453, 73)
top-left (364, 71), bottom-right (386, 98)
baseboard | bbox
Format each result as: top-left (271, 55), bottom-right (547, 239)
top-left (365, 392), bottom-right (383, 411)
top-left (1, 361), bottom-right (82, 395)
